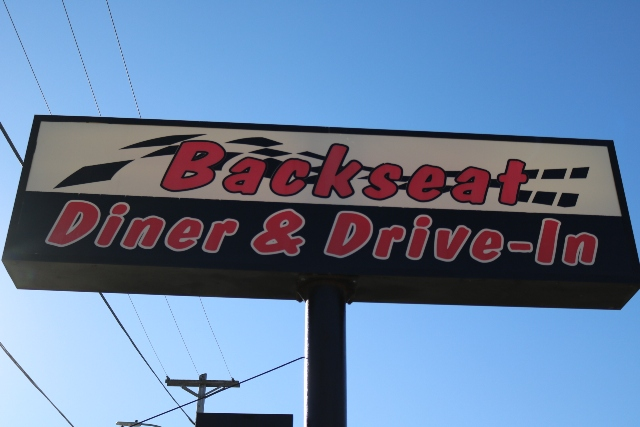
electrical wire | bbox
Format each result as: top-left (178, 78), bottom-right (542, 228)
top-left (104, 0), bottom-right (141, 118)
top-left (0, 121), bottom-right (23, 165)
top-left (131, 356), bottom-right (305, 427)
top-left (199, 297), bottom-right (233, 379)
top-left (2, 5), bottom-right (236, 411)
top-left (2, 0), bottom-right (52, 114)
top-left (0, 126), bottom-right (195, 425)
top-left (100, 293), bottom-right (196, 425)
top-left (2, 5), bottom-right (210, 426)
top-left (128, 295), bottom-right (169, 378)
top-left (60, 0), bottom-right (101, 116)
top-left (0, 340), bottom-right (75, 427)
top-left (165, 296), bottom-right (199, 376)
top-left (4, 114), bottom-right (297, 427)
top-left (2, 119), bottom-right (197, 427)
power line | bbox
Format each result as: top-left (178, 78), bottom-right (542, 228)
top-left (0, 128), bottom-right (75, 427)
top-left (2, 123), bottom-right (195, 426)
top-left (128, 294), bottom-right (169, 378)
top-left (60, 0), bottom-right (101, 116)
top-left (104, 0), bottom-right (141, 118)
top-left (165, 296), bottom-right (199, 376)
top-left (3, 121), bottom-right (291, 425)
top-left (4, 5), bottom-right (201, 425)
top-left (0, 121), bottom-right (23, 165)
top-left (199, 297), bottom-right (233, 379)
top-left (2, 0), bottom-right (52, 114)
top-left (131, 356), bottom-right (305, 427)
top-left (0, 340), bottom-right (75, 427)
top-left (100, 293), bottom-right (196, 425)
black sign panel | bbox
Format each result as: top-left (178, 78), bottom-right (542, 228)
top-left (3, 116), bottom-right (639, 308)
top-left (195, 413), bottom-right (292, 427)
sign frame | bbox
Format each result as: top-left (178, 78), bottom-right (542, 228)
top-left (3, 115), bottom-right (639, 309)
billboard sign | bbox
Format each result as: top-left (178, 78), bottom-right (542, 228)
top-left (3, 116), bottom-right (639, 308)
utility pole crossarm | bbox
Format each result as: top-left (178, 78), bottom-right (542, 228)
top-left (166, 373), bottom-right (240, 414)
top-left (165, 378), bottom-right (240, 388)
top-left (116, 422), bottom-right (161, 427)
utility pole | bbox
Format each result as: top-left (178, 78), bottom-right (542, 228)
top-left (166, 373), bottom-right (240, 415)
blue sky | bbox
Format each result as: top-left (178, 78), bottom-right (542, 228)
top-left (1, 1), bottom-right (640, 426)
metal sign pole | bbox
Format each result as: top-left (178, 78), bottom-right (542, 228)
top-left (300, 277), bottom-right (354, 427)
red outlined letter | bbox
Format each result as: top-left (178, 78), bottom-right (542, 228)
top-left (406, 215), bottom-right (432, 260)
top-left (202, 219), bottom-right (239, 253)
top-left (535, 218), bottom-right (561, 265)
top-left (434, 226), bottom-right (472, 262)
top-left (406, 165), bottom-right (446, 202)
top-left (121, 216), bottom-right (166, 249)
top-left (270, 159), bottom-right (311, 196)
top-left (363, 163), bottom-right (403, 201)
top-left (251, 209), bottom-right (305, 256)
top-left (450, 167), bottom-right (491, 205)
top-left (46, 200), bottom-right (101, 247)
top-left (165, 217), bottom-right (204, 252)
top-left (324, 211), bottom-right (373, 258)
top-left (562, 233), bottom-right (598, 266)
top-left (95, 202), bottom-right (129, 248)
top-left (222, 157), bottom-right (267, 195)
top-left (312, 144), bottom-right (363, 198)
top-left (161, 141), bottom-right (226, 192)
top-left (373, 225), bottom-right (406, 260)
top-left (507, 241), bottom-right (533, 253)
top-left (497, 159), bottom-right (528, 206)
top-left (469, 229), bottom-right (504, 263)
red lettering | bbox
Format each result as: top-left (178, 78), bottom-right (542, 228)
top-left (535, 218), bottom-right (561, 265)
top-left (312, 144), bottom-right (363, 198)
top-left (406, 165), bottom-right (446, 202)
top-left (251, 209), bottom-right (305, 256)
top-left (202, 219), bottom-right (239, 253)
top-left (497, 159), bottom-right (528, 205)
top-left (324, 211), bottom-right (373, 258)
top-left (562, 233), bottom-right (598, 266)
top-left (406, 215), bottom-right (432, 260)
top-left (469, 229), bottom-right (503, 263)
top-left (270, 159), bottom-right (311, 196)
top-left (95, 202), bottom-right (129, 247)
top-left (507, 241), bottom-right (533, 253)
top-left (373, 225), bottom-right (406, 260)
top-left (222, 157), bottom-right (267, 195)
top-left (46, 200), bottom-right (101, 247)
top-left (161, 141), bottom-right (226, 192)
top-left (363, 164), bottom-right (403, 201)
top-left (450, 167), bottom-right (490, 205)
top-left (165, 217), bottom-right (203, 252)
top-left (434, 226), bottom-right (472, 262)
top-left (121, 216), bottom-right (166, 249)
